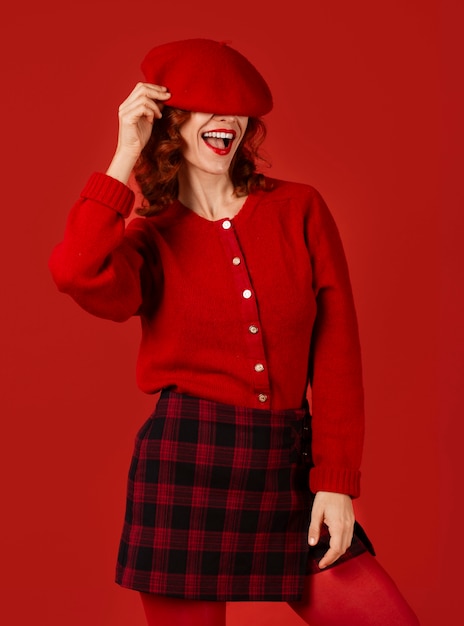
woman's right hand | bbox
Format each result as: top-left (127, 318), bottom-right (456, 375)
top-left (106, 83), bottom-right (171, 184)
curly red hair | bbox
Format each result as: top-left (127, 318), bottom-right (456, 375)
top-left (134, 107), bottom-right (271, 216)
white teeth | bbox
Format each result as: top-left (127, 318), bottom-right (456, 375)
top-left (203, 131), bottom-right (234, 139)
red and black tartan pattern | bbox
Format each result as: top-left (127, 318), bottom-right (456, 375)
top-left (115, 391), bottom-right (373, 601)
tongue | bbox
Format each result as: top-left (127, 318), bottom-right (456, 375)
top-left (204, 137), bottom-right (227, 149)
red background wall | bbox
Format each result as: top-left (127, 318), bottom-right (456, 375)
top-left (1, 1), bottom-right (461, 624)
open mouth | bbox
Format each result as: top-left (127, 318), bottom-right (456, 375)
top-left (202, 130), bottom-right (236, 155)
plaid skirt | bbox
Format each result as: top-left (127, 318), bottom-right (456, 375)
top-left (115, 390), bottom-right (374, 601)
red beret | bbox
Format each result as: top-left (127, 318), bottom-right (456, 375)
top-left (140, 38), bottom-right (273, 117)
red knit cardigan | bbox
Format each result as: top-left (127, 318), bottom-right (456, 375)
top-left (49, 172), bottom-right (365, 497)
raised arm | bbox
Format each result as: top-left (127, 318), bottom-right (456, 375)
top-left (48, 84), bottom-right (171, 321)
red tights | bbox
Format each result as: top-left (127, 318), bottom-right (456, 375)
top-left (140, 553), bottom-right (420, 626)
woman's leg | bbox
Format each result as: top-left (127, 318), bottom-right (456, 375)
top-left (140, 593), bottom-right (226, 626)
top-left (288, 553), bottom-right (420, 626)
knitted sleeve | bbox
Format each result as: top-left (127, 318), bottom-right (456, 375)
top-left (49, 172), bottom-right (161, 322)
top-left (306, 189), bottom-right (365, 498)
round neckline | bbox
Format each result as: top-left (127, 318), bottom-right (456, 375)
top-left (172, 191), bottom-right (260, 227)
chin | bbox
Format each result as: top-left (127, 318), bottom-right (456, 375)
top-left (200, 160), bottom-right (233, 176)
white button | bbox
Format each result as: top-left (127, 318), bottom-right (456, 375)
top-left (222, 220), bottom-right (232, 230)
top-left (254, 363), bottom-right (265, 372)
top-left (248, 325), bottom-right (259, 334)
top-left (232, 256), bottom-right (241, 266)
top-left (258, 394), bottom-right (268, 403)
top-left (242, 289), bottom-right (252, 299)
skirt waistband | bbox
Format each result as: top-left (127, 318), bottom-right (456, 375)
top-left (158, 388), bottom-right (310, 425)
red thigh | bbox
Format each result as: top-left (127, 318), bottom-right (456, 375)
top-left (140, 593), bottom-right (226, 626)
top-left (288, 553), bottom-right (420, 626)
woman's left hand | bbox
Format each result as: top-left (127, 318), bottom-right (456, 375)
top-left (308, 491), bottom-right (355, 569)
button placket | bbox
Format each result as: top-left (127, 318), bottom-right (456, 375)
top-left (217, 218), bottom-right (271, 407)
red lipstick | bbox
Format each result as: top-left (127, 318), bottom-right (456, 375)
top-left (202, 128), bottom-right (237, 156)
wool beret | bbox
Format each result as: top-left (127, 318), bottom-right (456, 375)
top-left (140, 38), bottom-right (273, 117)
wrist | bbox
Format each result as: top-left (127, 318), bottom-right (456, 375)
top-left (106, 150), bottom-right (139, 185)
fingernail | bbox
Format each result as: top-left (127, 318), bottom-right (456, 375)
top-left (309, 537), bottom-right (316, 546)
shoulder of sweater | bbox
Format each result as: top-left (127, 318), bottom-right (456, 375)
top-left (258, 177), bottom-right (332, 225)
top-left (260, 178), bottom-right (341, 246)
top-left (260, 176), bottom-right (324, 203)
top-left (125, 204), bottom-right (180, 234)
top-left (257, 177), bottom-right (332, 221)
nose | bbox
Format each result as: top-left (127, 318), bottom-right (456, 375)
top-left (214, 113), bottom-right (238, 122)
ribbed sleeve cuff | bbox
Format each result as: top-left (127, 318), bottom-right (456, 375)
top-left (80, 172), bottom-right (135, 218)
top-left (309, 466), bottom-right (361, 499)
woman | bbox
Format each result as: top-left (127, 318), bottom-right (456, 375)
top-left (49, 39), bottom-right (420, 625)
